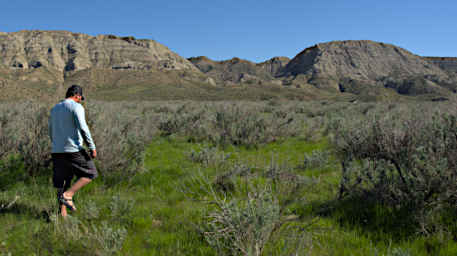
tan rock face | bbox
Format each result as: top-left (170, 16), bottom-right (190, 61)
top-left (283, 40), bottom-right (448, 80)
top-left (424, 57), bottom-right (457, 74)
top-left (0, 32), bottom-right (455, 100)
top-left (188, 56), bottom-right (289, 84)
top-left (204, 77), bottom-right (216, 86)
top-left (0, 30), bottom-right (199, 73)
top-left (280, 40), bottom-right (456, 95)
top-left (257, 57), bottom-right (290, 76)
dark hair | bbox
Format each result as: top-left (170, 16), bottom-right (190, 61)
top-left (65, 85), bottom-right (84, 100)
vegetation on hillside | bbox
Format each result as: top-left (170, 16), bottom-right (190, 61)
top-left (0, 100), bottom-right (456, 255)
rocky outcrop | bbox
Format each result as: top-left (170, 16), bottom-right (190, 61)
top-left (188, 56), bottom-right (289, 84)
top-left (282, 41), bottom-right (447, 79)
top-left (189, 41), bottom-right (456, 97)
top-left (424, 57), bottom-right (457, 74)
top-left (0, 30), bottom-right (199, 73)
top-left (257, 57), bottom-right (290, 76)
top-left (279, 40), bottom-right (456, 95)
top-left (188, 56), bottom-right (263, 83)
top-left (0, 31), bottom-right (456, 101)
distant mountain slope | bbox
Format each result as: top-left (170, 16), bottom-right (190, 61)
top-left (279, 40), bottom-right (456, 95)
top-left (282, 40), bottom-right (446, 78)
top-left (0, 30), bottom-right (208, 100)
top-left (0, 30), bottom-right (199, 72)
top-left (424, 57), bottom-right (457, 74)
top-left (188, 56), bottom-right (289, 84)
top-left (0, 31), bottom-right (455, 101)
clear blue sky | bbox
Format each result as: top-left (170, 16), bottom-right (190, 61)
top-left (1, 0), bottom-right (456, 62)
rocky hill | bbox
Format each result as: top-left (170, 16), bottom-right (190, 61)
top-left (189, 41), bottom-right (457, 99)
top-left (0, 31), bottom-right (456, 101)
top-left (0, 30), bottom-right (198, 72)
top-left (188, 56), bottom-right (289, 85)
top-left (279, 40), bottom-right (456, 96)
top-left (0, 30), bottom-right (212, 100)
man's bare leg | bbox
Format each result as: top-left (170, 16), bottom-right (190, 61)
top-left (61, 204), bottom-right (68, 217)
top-left (61, 177), bottom-right (92, 212)
top-left (63, 177), bottom-right (92, 198)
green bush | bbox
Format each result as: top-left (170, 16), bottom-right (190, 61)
top-left (189, 158), bottom-right (313, 256)
top-left (203, 183), bottom-right (280, 256)
top-left (86, 102), bottom-right (153, 177)
top-left (0, 102), bottom-right (50, 176)
top-left (0, 101), bottom-right (158, 180)
top-left (42, 215), bottom-right (127, 256)
top-left (331, 108), bottom-right (457, 233)
top-left (301, 149), bottom-right (331, 170)
top-left (158, 103), bottom-right (301, 147)
top-left (187, 146), bottom-right (231, 167)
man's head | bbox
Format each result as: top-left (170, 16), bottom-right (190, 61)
top-left (66, 85), bottom-right (85, 103)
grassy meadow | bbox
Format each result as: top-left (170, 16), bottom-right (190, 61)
top-left (0, 100), bottom-right (456, 255)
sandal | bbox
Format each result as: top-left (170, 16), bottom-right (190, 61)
top-left (59, 193), bottom-right (76, 211)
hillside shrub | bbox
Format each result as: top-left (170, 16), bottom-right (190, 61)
top-left (209, 104), bottom-right (296, 147)
top-left (203, 183), bottom-right (281, 256)
top-left (331, 108), bottom-right (457, 233)
top-left (86, 102), bottom-right (150, 178)
top-left (158, 103), bottom-right (301, 147)
top-left (158, 104), bottom-right (206, 137)
top-left (190, 159), bottom-right (313, 255)
top-left (0, 101), bottom-right (159, 179)
top-left (41, 215), bottom-right (127, 255)
top-left (300, 149), bottom-right (332, 170)
top-left (187, 146), bottom-right (231, 167)
top-left (0, 103), bottom-right (50, 176)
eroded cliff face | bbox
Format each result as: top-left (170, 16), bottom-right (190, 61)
top-left (188, 56), bottom-right (289, 85)
top-left (0, 30), bottom-right (209, 100)
top-left (0, 30), bottom-right (199, 73)
top-left (424, 57), bottom-right (457, 74)
top-left (283, 40), bottom-right (447, 80)
top-left (279, 40), bottom-right (456, 95)
top-left (0, 31), bottom-right (455, 101)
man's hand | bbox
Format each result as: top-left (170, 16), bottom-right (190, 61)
top-left (90, 149), bottom-right (97, 159)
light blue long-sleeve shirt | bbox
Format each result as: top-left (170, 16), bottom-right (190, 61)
top-left (48, 99), bottom-right (96, 153)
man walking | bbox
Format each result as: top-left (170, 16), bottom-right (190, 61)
top-left (49, 85), bottom-right (97, 217)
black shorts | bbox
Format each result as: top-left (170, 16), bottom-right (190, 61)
top-left (52, 150), bottom-right (98, 190)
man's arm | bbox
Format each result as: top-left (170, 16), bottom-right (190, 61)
top-left (48, 114), bottom-right (53, 143)
top-left (73, 105), bottom-right (96, 153)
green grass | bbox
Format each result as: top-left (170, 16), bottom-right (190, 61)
top-left (1, 136), bottom-right (457, 255)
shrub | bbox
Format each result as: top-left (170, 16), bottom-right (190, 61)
top-left (388, 248), bottom-right (412, 256)
top-left (190, 158), bottom-right (313, 255)
top-left (210, 104), bottom-right (282, 147)
top-left (91, 221), bottom-right (127, 255)
top-left (157, 104), bottom-right (205, 137)
top-left (86, 102), bottom-right (151, 177)
top-left (203, 183), bottom-right (280, 256)
top-left (108, 194), bottom-right (135, 225)
top-left (45, 215), bottom-right (127, 255)
top-left (16, 106), bottom-right (51, 176)
top-left (187, 146), bottom-right (231, 167)
top-left (158, 102), bottom-right (301, 147)
top-left (331, 107), bottom-right (457, 233)
top-left (0, 102), bottom-right (50, 176)
top-left (0, 101), bottom-right (158, 180)
top-left (264, 159), bottom-right (314, 213)
top-left (301, 149), bottom-right (331, 170)
top-left (213, 164), bottom-right (253, 193)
